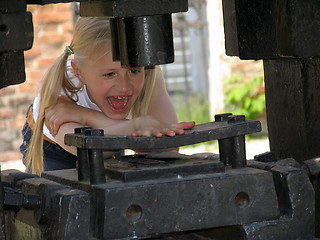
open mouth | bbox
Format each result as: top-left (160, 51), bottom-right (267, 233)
top-left (107, 96), bottom-right (129, 111)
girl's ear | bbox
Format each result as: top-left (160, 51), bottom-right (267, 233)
top-left (71, 60), bottom-right (86, 84)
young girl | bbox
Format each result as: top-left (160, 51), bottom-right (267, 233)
top-left (20, 17), bottom-right (195, 175)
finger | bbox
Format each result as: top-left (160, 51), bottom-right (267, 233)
top-left (51, 127), bottom-right (56, 137)
top-left (47, 115), bottom-right (59, 136)
top-left (150, 132), bottom-right (162, 137)
top-left (160, 128), bottom-right (170, 135)
top-left (161, 128), bottom-right (176, 137)
top-left (48, 120), bottom-right (55, 136)
top-left (44, 114), bottom-right (52, 133)
top-left (52, 122), bottom-right (57, 136)
top-left (132, 130), bottom-right (142, 137)
top-left (177, 121), bottom-right (195, 130)
top-left (142, 128), bottom-right (162, 137)
top-left (141, 130), bottom-right (153, 137)
top-left (152, 131), bottom-right (163, 137)
top-left (52, 119), bottom-right (63, 136)
top-left (173, 128), bottom-right (184, 135)
top-left (166, 126), bottom-right (184, 135)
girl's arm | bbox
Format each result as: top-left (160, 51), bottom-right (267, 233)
top-left (146, 67), bottom-right (195, 133)
top-left (147, 68), bottom-right (179, 124)
top-left (45, 96), bottom-right (193, 138)
top-left (44, 96), bottom-right (123, 136)
top-left (54, 114), bottom-right (193, 155)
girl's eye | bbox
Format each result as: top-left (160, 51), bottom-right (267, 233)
top-left (128, 69), bottom-right (141, 74)
top-left (104, 72), bottom-right (115, 78)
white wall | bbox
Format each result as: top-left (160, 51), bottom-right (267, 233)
top-left (206, 0), bottom-right (229, 118)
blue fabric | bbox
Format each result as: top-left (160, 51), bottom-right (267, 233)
top-left (20, 105), bottom-right (125, 173)
top-left (20, 117), bottom-right (77, 172)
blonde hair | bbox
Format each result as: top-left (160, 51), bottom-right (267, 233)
top-left (26, 17), bottom-right (156, 174)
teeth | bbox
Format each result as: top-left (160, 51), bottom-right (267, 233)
top-left (107, 96), bottom-right (129, 107)
top-left (123, 97), bottom-right (128, 105)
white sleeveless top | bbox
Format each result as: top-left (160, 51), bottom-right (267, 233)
top-left (32, 61), bottom-right (102, 143)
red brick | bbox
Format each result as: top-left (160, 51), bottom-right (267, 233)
top-left (8, 95), bottom-right (34, 108)
top-left (34, 12), bottom-right (73, 24)
top-left (18, 80), bottom-right (41, 94)
top-left (24, 46), bottom-right (42, 59)
top-left (38, 58), bottom-right (56, 68)
top-left (0, 121), bottom-right (5, 130)
top-left (0, 86), bottom-right (16, 96)
top-left (34, 4), bottom-right (55, 15)
top-left (42, 24), bottom-right (59, 32)
top-left (33, 24), bottom-right (39, 34)
top-left (8, 116), bottom-right (25, 129)
top-left (56, 3), bottom-right (74, 12)
top-left (37, 33), bottom-right (72, 45)
top-left (27, 5), bottom-right (38, 12)
top-left (62, 22), bottom-right (73, 33)
top-left (29, 70), bottom-right (43, 82)
top-left (0, 151), bottom-right (22, 161)
top-left (0, 3), bottom-right (77, 168)
top-left (0, 109), bottom-right (16, 118)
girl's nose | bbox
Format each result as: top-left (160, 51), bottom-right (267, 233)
top-left (116, 75), bottom-right (131, 92)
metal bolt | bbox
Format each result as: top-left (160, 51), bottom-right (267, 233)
top-left (215, 113), bottom-right (232, 122)
top-left (85, 129), bottom-right (106, 184)
top-left (85, 129), bottom-right (104, 136)
top-left (74, 127), bottom-right (92, 182)
top-left (215, 113), bottom-right (233, 165)
top-left (75, 127), bottom-right (92, 134)
top-left (229, 135), bottom-right (247, 168)
top-left (227, 115), bottom-right (246, 123)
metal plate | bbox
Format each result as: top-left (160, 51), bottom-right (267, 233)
top-left (80, 0), bottom-right (188, 18)
top-left (64, 119), bottom-right (261, 150)
top-left (104, 153), bottom-right (224, 182)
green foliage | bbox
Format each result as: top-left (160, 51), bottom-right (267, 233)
top-left (175, 93), bottom-right (214, 150)
top-left (224, 75), bottom-right (266, 120)
top-left (176, 92), bottom-right (211, 124)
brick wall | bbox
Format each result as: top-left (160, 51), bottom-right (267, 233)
top-left (0, 3), bottom-right (75, 162)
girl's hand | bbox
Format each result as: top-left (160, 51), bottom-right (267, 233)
top-left (131, 115), bottom-right (195, 137)
top-left (44, 96), bottom-right (86, 136)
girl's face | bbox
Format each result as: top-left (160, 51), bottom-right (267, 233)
top-left (72, 44), bottom-right (145, 120)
